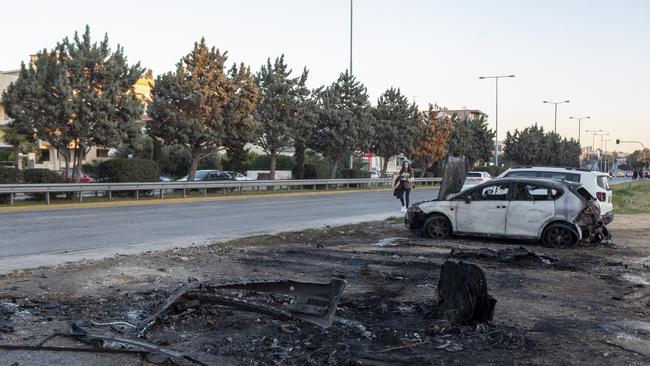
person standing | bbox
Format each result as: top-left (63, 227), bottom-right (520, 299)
top-left (393, 161), bottom-right (415, 212)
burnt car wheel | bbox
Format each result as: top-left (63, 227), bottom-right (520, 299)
top-left (543, 224), bottom-right (578, 248)
top-left (424, 215), bottom-right (452, 239)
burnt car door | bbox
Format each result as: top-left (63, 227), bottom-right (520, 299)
top-left (506, 182), bottom-right (558, 238)
top-left (453, 182), bottom-right (511, 236)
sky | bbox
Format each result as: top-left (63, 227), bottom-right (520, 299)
top-left (2, 0), bottom-right (649, 152)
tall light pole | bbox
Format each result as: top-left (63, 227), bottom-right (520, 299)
top-left (568, 116), bottom-right (590, 145)
top-left (598, 133), bottom-right (610, 171)
top-left (543, 100), bottom-right (570, 133)
top-left (586, 129), bottom-right (602, 164)
top-left (349, 0), bottom-right (353, 75)
top-left (479, 74), bottom-right (515, 166)
top-left (348, 0), bottom-right (354, 169)
top-left (603, 139), bottom-right (611, 172)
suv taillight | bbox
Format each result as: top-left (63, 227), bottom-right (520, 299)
top-left (596, 192), bottom-right (606, 202)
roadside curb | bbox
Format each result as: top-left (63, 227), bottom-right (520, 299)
top-left (0, 188), bottom-right (397, 213)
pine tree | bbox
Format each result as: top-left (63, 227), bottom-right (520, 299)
top-left (148, 39), bottom-right (256, 181)
top-left (3, 26), bottom-right (144, 180)
top-left (311, 72), bottom-right (373, 178)
top-left (222, 63), bottom-right (259, 173)
top-left (371, 88), bottom-right (420, 177)
top-left (254, 55), bottom-right (311, 179)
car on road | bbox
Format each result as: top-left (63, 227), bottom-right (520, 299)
top-left (176, 170), bottom-right (219, 182)
top-left (406, 177), bottom-right (609, 248)
top-left (57, 168), bottom-right (95, 183)
top-left (461, 171), bottom-right (492, 191)
top-left (498, 167), bottom-right (613, 224)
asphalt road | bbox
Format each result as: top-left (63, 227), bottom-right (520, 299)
top-left (0, 188), bottom-right (436, 273)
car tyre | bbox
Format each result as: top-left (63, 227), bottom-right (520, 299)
top-left (424, 215), bottom-right (452, 239)
top-left (542, 223), bottom-right (578, 248)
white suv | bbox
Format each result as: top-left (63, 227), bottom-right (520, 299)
top-left (498, 167), bottom-right (614, 224)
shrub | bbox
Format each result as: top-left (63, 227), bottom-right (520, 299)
top-left (294, 164), bottom-right (318, 179)
top-left (340, 169), bottom-right (363, 179)
top-left (250, 154), bottom-right (295, 171)
top-left (97, 158), bottom-right (160, 183)
top-left (0, 167), bottom-right (23, 203)
top-left (23, 168), bottom-right (63, 200)
top-left (23, 168), bottom-right (62, 184)
top-left (159, 145), bottom-right (191, 178)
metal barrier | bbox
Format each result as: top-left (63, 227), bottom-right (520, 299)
top-left (0, 178), bottom-right (440, 205)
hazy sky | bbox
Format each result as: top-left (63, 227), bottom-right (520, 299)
top-left (2, 0), bottom-right (649, 151)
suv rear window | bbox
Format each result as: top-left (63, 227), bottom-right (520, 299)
top-left (466, 172), bottom-right (481, 177)
top-left (597, 175), bottom-right (610, 190)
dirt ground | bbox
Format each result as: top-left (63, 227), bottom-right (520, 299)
top-left (1, 214), bottom-right (650, 365)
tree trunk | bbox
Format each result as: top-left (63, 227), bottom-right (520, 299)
top-left (152, 137), bottom-right (162, 162)
top-left (420, 161), bottom-right (431, 177)
top-left (12, 145), bottom-right (21, 170)
top-left (381, 156), bottom-right (390, 178)
top-left (269, 149), bottom-right (277, 180)
top-left (294, 142), bottom-right (306, 179)
top-left (188, 151), bottom-right (200, 182)
top-left (329, 158), bottom-right (340, 179)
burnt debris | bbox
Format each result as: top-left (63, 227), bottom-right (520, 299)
top-left (433, 261), bottom-right (496, 325)
top-left (138, 277), bottom-right (347, 337)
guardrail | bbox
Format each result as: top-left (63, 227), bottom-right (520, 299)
top-left (0, 178), bottom-right (440, 205)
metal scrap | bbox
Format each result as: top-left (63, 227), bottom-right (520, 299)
top-left (438, 155), bottom-right (467, 200)
top-left (138, 277), bottom-right (347, 337)
top-left (0, 323), bottom-right (207, 365)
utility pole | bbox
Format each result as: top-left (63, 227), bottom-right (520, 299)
top-left (569, 116), bottom-right (590, 145)
top-left (543, 100), bottom-right (570, 133)
top-left (479, 75), bottom-right (515, 166)
top-left (596, 132), bottom-right (609, 172)
top-left (349, 0), bottom-right (353, 75)
top-left (348, 0), bottom-right (354, 169)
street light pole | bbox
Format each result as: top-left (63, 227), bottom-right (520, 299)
top-left (569, 116), bottom-right (590, 145)
top-left (595, 132), bottom-right (609, 172)
top-left (349, 0), bottom-right (353, 75)
top-left (543, 100), bottom-right (570, 133)
top-left (586, 129), bottom-right (602, 167)
top-left (479, 74), bottom-right (515, 166)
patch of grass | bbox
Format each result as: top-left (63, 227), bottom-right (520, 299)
top-left (612, 180), bottom-right (650, 214)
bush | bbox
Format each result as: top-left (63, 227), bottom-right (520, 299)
top-left (294, 164), bottom-right (318, 179)
top-left (23, 168), bottom-right (63, 200)
top-left (159, 145), bottom-right (191, 178)
top-left (340, 168), bottom-right (363, 179)
top-left (0, 167), bottom-right (23, 203)
top-left (23, 169), bottom-right (62, 184)
top-left (250, 154), bottom-right (295, 171)
top-left (97, 158), bottom-right (160, 183)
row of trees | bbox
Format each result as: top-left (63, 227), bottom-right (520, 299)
top-left (503, 124), bottom-right (581, 167)
top-left (4, 27), bottom-right (562, 182)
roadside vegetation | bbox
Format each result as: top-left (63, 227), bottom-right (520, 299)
top-left (612, 180), bottom-right (650, 214)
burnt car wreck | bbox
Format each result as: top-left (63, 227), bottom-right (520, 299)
top-left (406, 177), bottom-right (611, 247)
top-left (138, 277), bottom-right (348, 337)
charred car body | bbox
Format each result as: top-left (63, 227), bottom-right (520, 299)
top-left (406, 177), bottom-right (609, 247)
